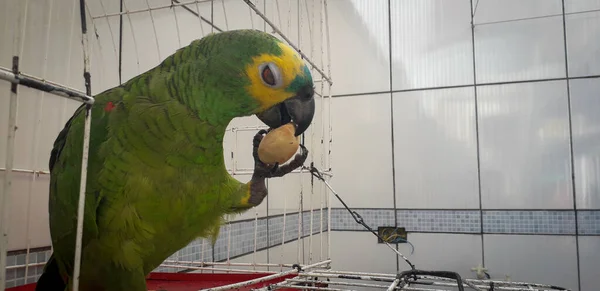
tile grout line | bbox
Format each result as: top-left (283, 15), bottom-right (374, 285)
top-left (329, 74), bottom-right (600, 98)
top-left (469, 0), bottom-right (486, 268)
top-left (561, 1), bottom-right (581, 290)
top-left (385, 0), bottom-right (401, 272)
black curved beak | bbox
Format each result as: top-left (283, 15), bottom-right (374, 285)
top-left (256, 84), bottom-right (315, 136)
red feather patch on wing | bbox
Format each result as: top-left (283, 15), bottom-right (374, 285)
top-left (104, 102), bottom-right (116, 112)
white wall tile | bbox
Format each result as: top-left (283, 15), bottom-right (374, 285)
top-left (119, 5), bottom-right (202, 84)
top-left (301, 232), bottom-right (328, 265)
top-left (473, 0), bottom-right (562, 23)
top-left (330, 94), bottom-right (394, 208)
top-left (297, 0), bottom-right (326, 78)
top-left (268, 174), bottom-right (303, 216)
top-left (301, 96), bottom-right (329, 170)
top-left (227, 248), bottom-right (269, 271)
top-left (224, 115), bottom-right (266, 172)
top-left (327, 0), bottom-right (390, 95)
top-left (477, 81), bottom-right (573, 209)
top-left (398, 233), bottom-right (483, 280)
top-left (474, 5), bottom-right (566, 83)
top-left (565, 0), bottom-right (600, 13)
top-left (483, 235), bottom-right (579, 291)
top-left (1, 171), bottom-right (51, 251)
top-left (330, 232), bottom-right (396, 274)
top-left (269, 233), bottom-right (328, 266)
top-left (566, 10), bottom-right (600, 77)
top-left (267, 236), bottom-right (302, 266)
top-left (0, 0), bottom-right (19, 68)
top-left (328, 232), bottom-right (396, 291)
top-left (214, 0), bottom-right (266, 32)
top-left (578, 236), bottom-right (600, 291)
top-left (85, 0), bottom-right (120, 93)
top-left (0, 81), bottom-right (9, 168)
top-left (235, 128), bottom-right (262, 172)
top-left (391, 0), bottom-right (473, 90)
top-left (300, 175), bottom-right (328, 217)
top-left (0, 0), bottom-right (89, 251)
top-left (393, 88), bottom-right (479, 209)
top-left (14, 0), bottom-right (56, 78)
top-left (263, 0), bottom-right (327, 82)
top-left (0, 0), bottom-right (86, 170)
top-left (8, 86), bottom-right (80, 172)
top-left (265, 0), bottom-right (299, 44)
top-left (571, 78), bottom-right (600, 209)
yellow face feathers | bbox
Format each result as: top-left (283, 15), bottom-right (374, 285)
top-left (245, 42), bottom-right (308, 112)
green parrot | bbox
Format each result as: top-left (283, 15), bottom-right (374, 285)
top-left (35, 29), bottom-right (315, 291)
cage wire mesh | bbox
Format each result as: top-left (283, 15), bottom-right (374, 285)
top-left (0, 1), bottom-right (577, 291)
top-left (0, 0), bottom-right (333, 290)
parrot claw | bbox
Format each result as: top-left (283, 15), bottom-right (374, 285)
top-left (270, 162), bottom-right (280, 174)
top-left (251, 130), bottom-right (308, 179)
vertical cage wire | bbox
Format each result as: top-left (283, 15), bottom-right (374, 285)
top-left (0, 0), bottom-right (28, 289)
top-left (172, 2), bottom-right (183, 48)
top-left (96, 0), bottom-right (120, 64)
top-left (51, 0), bottom-right (81, 260)
top-left (119, 0), bottom-right (142, 75)
top-left (307, 0), bottom-right (316, 265)
top-left (23, 0), bottom-right (55, 282)
top-left (296, 0), bottom-right (304, 267)
top-left (145, 0), bottom-right (164, 62)
top-left (324, 0), bottom-right (332, 261)
top-left (71, 1), bottom-right (94, 290)
top-left (318, 0), bottom-right (325, 262)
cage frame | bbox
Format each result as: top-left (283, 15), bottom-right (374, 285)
top-left (0, 1), bottom-right (334, 290)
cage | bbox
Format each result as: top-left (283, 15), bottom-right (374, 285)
top-left (0, 0), bottom-right (591, 291)
top-left (0, 0), bottom-right (333, 290)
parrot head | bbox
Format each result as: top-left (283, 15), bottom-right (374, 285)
top-left (190, 29), bottom-right (315, 137)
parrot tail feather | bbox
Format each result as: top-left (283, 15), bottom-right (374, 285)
top-left (35, 254), bottom-right (67, 291)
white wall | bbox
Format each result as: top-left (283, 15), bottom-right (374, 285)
top-left (2, 0), bottom-right (332, 288)
top-left (2, 0), bottom-right (600, 291)
top-left (324, 1), bottom-right (600, 291)
top-left (1, 0), bottom-right (331, 251)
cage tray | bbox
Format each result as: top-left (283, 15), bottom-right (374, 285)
top-left (6, 272), bottom-right (299, 291)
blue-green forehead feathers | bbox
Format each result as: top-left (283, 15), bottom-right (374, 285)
top-left (287, 65), bottom-right (313, 93)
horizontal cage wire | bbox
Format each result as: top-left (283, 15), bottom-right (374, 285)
top-left (258, 269), bottom-right (571, 291)
top-left (0, 0), bottom-right (334, 290)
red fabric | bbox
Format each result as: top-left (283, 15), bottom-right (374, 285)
top-left (7, 272), bottom-right (299, 291)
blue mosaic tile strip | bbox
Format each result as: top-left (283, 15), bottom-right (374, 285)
top-left (329, 208), bottom-right (597, 235)
top-left (268, 213), bottom-right (300, 247)
top-left (4, 249), bottom-right (52, 287)
top-left (397, 210), bottom-right (481, 233)
top-left (302, 210), bottom-right (327, 237)
top-left (330, 208), bottom-right (395, 231)
top-left (483, 210), bottom-right (576, 235)
top-left (578, 211), bottom-right (600, 235)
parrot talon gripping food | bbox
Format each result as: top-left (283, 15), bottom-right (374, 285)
top-left (36, 29), bottom-right (315, 291)
top-left (252, 130), bottom-right (308, 180)
top-left (257, 123), bottom-right (301, 165)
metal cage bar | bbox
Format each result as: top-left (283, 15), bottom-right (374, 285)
top-left (71, 1), bottom-right (94, 290)
top-left (0, 0), bottom-right (29, 289)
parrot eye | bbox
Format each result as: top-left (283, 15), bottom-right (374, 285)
top-left (258, 62), bottom-right (283, 88)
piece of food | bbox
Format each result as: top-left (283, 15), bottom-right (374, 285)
top-left (258, 123), bottom-right (300, 164)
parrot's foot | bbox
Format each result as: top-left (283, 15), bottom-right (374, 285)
top-left (252, 129), bottom-right (308, 179)
top-left (229, 130), bottom-right (309, 211)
